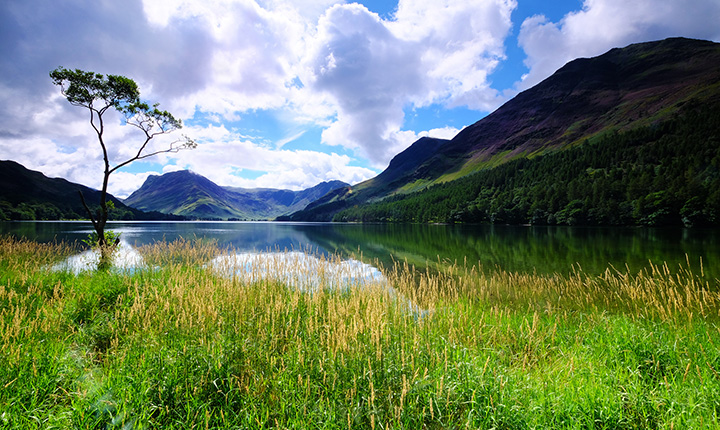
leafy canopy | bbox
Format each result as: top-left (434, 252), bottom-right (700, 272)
top-left (50, 67), bottom-right (193, 147)
top-left (49, 66), bottom-right (195, 252)
top-left (49, 67), bottom-right (139, 109)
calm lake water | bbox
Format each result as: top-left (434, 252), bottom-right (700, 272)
top-left (2, 221), bottom-right (720, 278)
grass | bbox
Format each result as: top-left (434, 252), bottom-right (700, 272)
top-left (1, 235), bottom-right (719, 429)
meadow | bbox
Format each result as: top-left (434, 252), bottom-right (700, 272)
top-left (1, 235), bottom-right (719, 429)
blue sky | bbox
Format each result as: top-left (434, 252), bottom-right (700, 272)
top-left (1, 0), bottom-right (719, 197)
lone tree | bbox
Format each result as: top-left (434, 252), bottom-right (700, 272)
top-left (50, 66), bottom-right (196, 249)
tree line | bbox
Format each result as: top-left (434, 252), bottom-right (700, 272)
top-left (0, 200), bottom-right (146, 221)
top-left (335, 101), bottom-right (720, 227)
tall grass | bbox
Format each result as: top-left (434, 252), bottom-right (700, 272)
top-left (1, 235), bottom-right (719, 429)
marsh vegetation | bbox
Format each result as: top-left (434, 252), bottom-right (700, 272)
top-left (1, 236), bottom-right (719, 428)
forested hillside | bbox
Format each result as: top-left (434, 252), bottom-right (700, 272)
top-left (0, 160), bottom-right (182, 221)
top-left (335, 100), bottom-right (720, 227)
top-left (288, 38), bottom-right (720, 223)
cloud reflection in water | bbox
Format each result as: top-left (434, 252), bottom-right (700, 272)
top-left (209, 251), bottom-right (386, 292)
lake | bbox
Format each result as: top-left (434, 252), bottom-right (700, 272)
top-left (2, 220), bottom-right (720, 279)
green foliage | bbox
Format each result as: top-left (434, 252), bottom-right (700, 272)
top-left (0, 196), bottom-right (182, 221)
top-left (0, 200), bottom-right (69, 220)
top-left (49, 66), bottom-right (195, 163)
top-left (337, 102), bottom-right (720, 227)
top-left (1, 237), bottom-right (720, 428)
top-left (49, 67), bottom-right (140, 110)
top-left (80, 229), bottom-right (122, 271)
top-left (81, 230), bottom-right (121, 249)
top-left (50, 66), bottom-right (194, 246)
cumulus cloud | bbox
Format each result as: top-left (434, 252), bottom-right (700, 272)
top-left (5, 0), bottom-right (716, 201)
top-left (302, 4), bottom-right (422, 166)
top-left (168, 124), bottom-right (378, 192)
top-left (0, 0), bottom-right (351, 195)
top-left (0, 0), bottom-right (310, 130)
top-left (0, 0), bottom-right (213, 193)
top-left (517, 0), bottom-right (720, 89)
top-left (391, 0), bottom-right (515, 108)
top-left (138, 0), bottom-right (315, 117)
top-left (303, 0), bottom-right (515, 167)
top-left (1, 0), bottom-right (515, 187)
top-left (105, 147), bottom-right (376, 198)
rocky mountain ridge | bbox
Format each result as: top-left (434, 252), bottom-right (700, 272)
top-left (124, 170), bottom-right (349, 220)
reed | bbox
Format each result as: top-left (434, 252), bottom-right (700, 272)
top-left (0, 236), bottom-right (719, 429)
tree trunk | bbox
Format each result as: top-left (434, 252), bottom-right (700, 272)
top-left (78, 189), bottom-right (113, 270)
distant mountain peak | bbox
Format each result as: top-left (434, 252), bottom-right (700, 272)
top-left (124, 170), bottom-right (349, 220)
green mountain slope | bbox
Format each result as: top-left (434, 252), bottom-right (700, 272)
top-left (335, 106), bottom-right (720, 226)
top-left (287, 37), bottom-right (720, 224)
top-left (0, 160), bottom-right (181, 221)
top-left (124, 170), bottom-right (349, 220)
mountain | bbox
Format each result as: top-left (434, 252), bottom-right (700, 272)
top-left (287, 37), bottom-right (720, 225)
top-left (124, 170), bottom-right (348, 220)
top-left (427, 37), bottom-right (720, 182)
top-left (0, 160), bottom-right (181, 221)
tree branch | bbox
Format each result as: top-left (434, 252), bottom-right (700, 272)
top-left (50, 67), bottom-right (195, 249)
top-left (78, 190), bottom-right (98, 230)
top-left (109, 135), bottom-right (196, 175)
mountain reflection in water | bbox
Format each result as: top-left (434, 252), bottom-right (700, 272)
top-left (50, 238), bottom-right (386, 293)
top-left (6, 221), bottom-right (719, 279)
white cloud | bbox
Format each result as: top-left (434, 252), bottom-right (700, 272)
top-left (517, 0), bottom-right (720, 89)
top-left (380, 126), bottom-right (462, 158)
top-left (418, 126), bottom-right (463, 141)
top-left (6, 0), bottom-right (716, 202)
top-left (108, 171), bottom-right (155, 199)
top-left (0, 0), bottom-right (514, 194)
top-left (391, 0), bottom-right (515, 108)
top-left (138, 0), bottom-right (311, 117)
top-left (167, 124), bottom-right (378, 191)
top-left (303, 4), bottom-right (421, 167)
top-left (303, 0), bottom-right (515, 168)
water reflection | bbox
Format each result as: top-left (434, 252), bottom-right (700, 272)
top-left (209, 252), bottom-right (385, 291)
top-left (6, 221), bottom-right (321, 252)
top-left (207, 251), bottom-right (426, 319)
top-left (4, 221), bottom-right (720, 278)
top-left (300, 224), bottom-right (720, 278)
top-left (51, 240), bottom-right (144, 274)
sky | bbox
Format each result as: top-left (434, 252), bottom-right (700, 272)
top-left (1, 0), bottom-right (719, 198)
